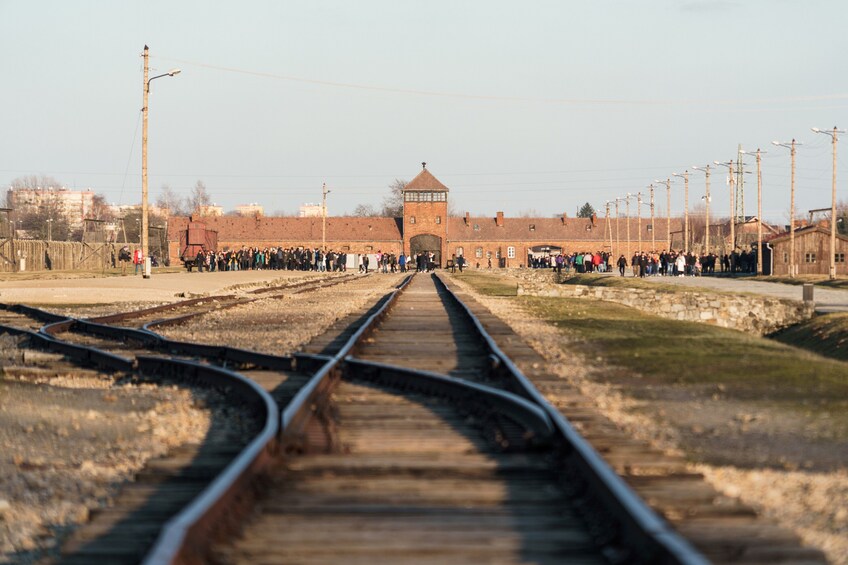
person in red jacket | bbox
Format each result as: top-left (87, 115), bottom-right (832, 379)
top-left (133, 248), bottom-right (143, 275)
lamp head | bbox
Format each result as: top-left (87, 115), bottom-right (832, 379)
top-left (811, 127), bottom-right (821, 133)
top-left (168, 69), bottom-right (181, 76)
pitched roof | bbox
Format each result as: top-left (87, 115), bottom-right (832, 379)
top-left (767, 223), bottom-right (848, 244)
top-left (447, 215), bottom-right (681, 245)
top-left (168, 216), bottom-right (402, 244)
top-left (404, 167), bottom-right (449, 192)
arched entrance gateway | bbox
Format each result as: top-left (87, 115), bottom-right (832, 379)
top-left (410, 234), bottom-right (442, 266)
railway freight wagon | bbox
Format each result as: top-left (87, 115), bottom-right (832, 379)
top-left (178, 221), bottom-right (218, 271)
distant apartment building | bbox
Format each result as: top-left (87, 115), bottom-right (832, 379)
top-left (299, 203), bottom-right (323, 217)
top-left (6, 187), bottom-right (95, 228)
top-left (235, 203), bottom-right (264, 216)
top-left (196, 204), bottom-right (224, 217)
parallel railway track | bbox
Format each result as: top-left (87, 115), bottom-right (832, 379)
top-left (0, 271), bottom-right (827, 563)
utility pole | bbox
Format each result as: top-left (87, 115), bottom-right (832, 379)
top-left (736, 143), bottom-right (745, 224)
top-left (655, 178), bottom-right (672, 251)
top-left (649, 184), bottom-right (655, 253)
top-left (322, 182), bottom-right (330, 252)
top-left (773, 139), bottom-right (801, 277)
top-left (742, 149), bottom-right (767, 275)
top-left (605, 201), bottom-right (613, 259)
top-left (142, 46), bottom-right (149, 277)
top-left (693, 165), bottom-right (711, 255)
top-left (673, 171), bottom-right (690, 252)
top-left (140, 45), bottom-right (179, 279)
top-left (615, 198), bottom-right (621, 261)
top-left (714, 160), bottom-right (736, 271)
top-left (637, 192), bottom-right (643, 254)
top-left (625, 193), bottom-right (632, 262)
top-left (812, 127), bottom-right (844, 280)
top-left (756, 148), bottom-right (764, 276)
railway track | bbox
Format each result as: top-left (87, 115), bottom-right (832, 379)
top-left (144, 272), bottom-right (706, 565)
top-left (0, 275), bottom-right (365, 563)
top-left (1, 270), bottom-right (827, 563)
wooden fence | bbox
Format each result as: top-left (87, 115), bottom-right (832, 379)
top-left (0, 239), bottom-right (139, 273)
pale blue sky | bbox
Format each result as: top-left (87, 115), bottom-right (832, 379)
top-left (2, 0), bottom-right (847, 221)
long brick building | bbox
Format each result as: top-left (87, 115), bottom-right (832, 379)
top-left (167, 164), bottom-right (681, 267)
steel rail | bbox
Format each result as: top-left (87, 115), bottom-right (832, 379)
top-left (140, 358), bottom-right (279, 565)
top-left (344, 357), bottom-right (554, 444)
top-left (0, 303), bottom-right (281, 565)
top-left (150, 269), bottom-right (604, 564)
top-left (434, 272), bottom-right (710, 565)
top-left (141, 275), bottom-right (415, 564)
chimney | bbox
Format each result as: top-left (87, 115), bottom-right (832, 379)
top-left (465, 212), bottom-right (470, 226)
top-left (496, 211), bottom-right (504, 227)
top-left (562, 212), bottom-right (568, 225)
top-left (590, 212), bottom-right (597, 226)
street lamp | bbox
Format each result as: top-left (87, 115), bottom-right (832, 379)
top-left (654, 178), bottom-right (672, 252)
top-left (637, 191), bottom-right (643, 254)
top-left (811, 127), bottom-right (844, 279)
top-left (614, 197), bottom-right (623, 261)
top-left (772, 139), bottom-right (802, 277)
top-left (672, 171), bottom-right (690, 253)
top-left (322, 182), bottom-right (331, 252)
top-left (625, 193), bottom-right (633, 262)
top-left (46, 218), bottom-right (53, 242)
top-left (692, 165), bottom-right (711, 255)
top-left (714, 160), bottom-right (736, 270)
top-left (740, 149), bottom-right (766, 275)
top-left (141, 45), bottom-right (180, 279)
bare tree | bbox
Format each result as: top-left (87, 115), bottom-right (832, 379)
top-left (352, 203), bottom-right (379, 217)
top-left (156, 184), bottom-right (187, 216)
top-left (9, 175), bottom-right (64, 190)
top-left (381, 179), bottom-right (407, 217)
top-left (188, 180), bottom-right (212, 213)
top-left (89, 193), bottom-right (114, 222)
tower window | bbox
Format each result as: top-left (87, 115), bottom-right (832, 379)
top-left (435, 216), bottom-right (441, 224)
top-left (507, 246), bottom-right (515, 259)
top-left (409, 216), bottom-right (416, 224)
top-left (475, 247), bottom-right (483, 258)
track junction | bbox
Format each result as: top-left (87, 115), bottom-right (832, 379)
top-left (0, 272), bottom-right (825, 564)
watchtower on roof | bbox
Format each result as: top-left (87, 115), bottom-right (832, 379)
top-left (402, 162), bottom-right (448, 266)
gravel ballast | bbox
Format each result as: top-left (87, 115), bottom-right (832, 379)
top-left (0, 335), bottom-right (213, 564)
top-left (159, 273), bottom-right (406, 355)
top-left (449, 272), bottom-right (848, 564)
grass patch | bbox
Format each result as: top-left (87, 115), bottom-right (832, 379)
top-left (772, 312), bottom-right (848, 362)
top-left (761, 275), bottom-right (848, 289)
top-left (458, 272), bottom-right (848, 431)
top-left (521, 296), bottom-right (848, 401)
top-left (452, 271), bottom-right (517, 296)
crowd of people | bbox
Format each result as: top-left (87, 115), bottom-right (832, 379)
top-left (532, 248), bottom-right (762, 278)
top-left (188, 246), bottom-right (440, 274)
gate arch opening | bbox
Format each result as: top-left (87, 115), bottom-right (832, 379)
top-left (410, 234), bottom-right (442, 267)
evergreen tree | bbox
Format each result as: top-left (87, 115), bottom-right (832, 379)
top-left (577, 202), bottom-right (595, 218)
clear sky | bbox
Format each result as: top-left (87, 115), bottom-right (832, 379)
top-left (2, 0), bottom-right (847, 222)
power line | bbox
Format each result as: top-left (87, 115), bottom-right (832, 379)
top-left (152, 54), bottom-right (848, 108)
